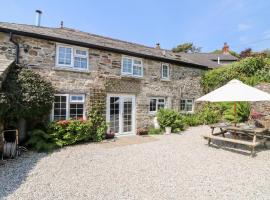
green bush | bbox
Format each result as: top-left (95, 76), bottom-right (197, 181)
top-left (26, 129), bottom-right (56, 152)
top-left (181, 113), bottom-right (202, 127)
top-left (1, 64), bottom-right (54, 121)
top-left (157, 108), bottom-right (178, 129)
top-left (201, 57), bottom-right (270, 92)
top-left (223, 102), bottom-right (251, 123)
top-left (148, 127), bottom-right (162, 135)
top-left (48, 119), bottom-right (94, 147)
top-left (157, 108), bottom-right (185, 132)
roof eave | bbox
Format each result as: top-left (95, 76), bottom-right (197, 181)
top-left (0, 27), bottom-right (210, 70)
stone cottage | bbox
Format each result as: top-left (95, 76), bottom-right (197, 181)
top-left (0, 18), bottom-right (237, 136)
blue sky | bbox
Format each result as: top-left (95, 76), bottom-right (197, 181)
top-left (1, 0), bottom-right (270, 53)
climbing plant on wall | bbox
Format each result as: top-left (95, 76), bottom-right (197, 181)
top-left (0, 64), bottom-right (55, 122)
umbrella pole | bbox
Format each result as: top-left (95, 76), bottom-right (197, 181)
top-left (234, 102), bottom-right (237, 126)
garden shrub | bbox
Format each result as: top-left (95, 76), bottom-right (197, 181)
top-left (201, 57), bottom-right (270, 92)
top-left (223, 102), bottom-right (251, 123)
top-left (48, 119), bottom-right (94, 147)
top-left (26, 129), bottom-right (56, 152)
top-left (148, 127), bottom-right (162, 135)
top-left (157, 108), bottom-right (185, 132)
top-left (1, 64), bottom-right (54, 121)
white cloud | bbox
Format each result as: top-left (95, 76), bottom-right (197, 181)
top-left (237, 23), bottom-right (252, 31)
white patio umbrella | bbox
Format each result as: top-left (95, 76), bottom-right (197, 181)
top-left (197, 79), bottom-right (270, 102)
top-left (196, 79), bottom-right (270, 123)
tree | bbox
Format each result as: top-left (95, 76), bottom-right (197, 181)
top-left (211, 49), bottom-right (240, 58)
top-left (172, 42), bottom-right (201, 53)
top-left (240, 48), bottom-right (252, 58)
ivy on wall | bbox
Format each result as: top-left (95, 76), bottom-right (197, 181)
top-left (0, 64), bottom-right (55, 123)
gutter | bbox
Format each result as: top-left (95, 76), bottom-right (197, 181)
top-left (9, 32), bottom-right (19, 64)
top-left (0, 27), bottom-right (210, 70)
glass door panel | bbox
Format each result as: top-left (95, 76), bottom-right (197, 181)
top-left (109, 97), bottom-right (120, 134)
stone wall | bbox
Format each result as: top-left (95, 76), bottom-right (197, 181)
top-left (253, 83), bottom-right (270, 115)
top-left (0, 32), bottom-right (206, 130)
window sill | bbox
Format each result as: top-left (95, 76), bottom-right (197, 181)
top-left (120, 74), bottom-right (144, 79)
top-left (149, 111), bottom-right (157, 116)
top-left (161, 78), bottom-right (171, 82)
top-left (53, 67), bottom-right (91, 74)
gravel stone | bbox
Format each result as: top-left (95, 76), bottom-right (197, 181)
top-left (1, 125), bottom-right (270, 200)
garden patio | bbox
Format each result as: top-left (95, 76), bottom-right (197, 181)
top-left (1, 125), bottom-right (270, 200)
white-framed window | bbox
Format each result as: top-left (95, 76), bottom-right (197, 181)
top-left (52, 94), bottom-right (85, 121)
top-left (180, 99), bottom-right (194, 113)
top-left (149, 98), bottom-right (165, 113)
top-left (122, 56), bottom-right (143, 77)
top-left (161, 64), bottom-right (170, 79)
top-left (56, 44), bottom-right (89, 71)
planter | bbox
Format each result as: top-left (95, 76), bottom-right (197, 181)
top-left (165, 127), bottom-right (171, 135)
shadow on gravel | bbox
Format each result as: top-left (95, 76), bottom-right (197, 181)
top-left (0, 152), bottom-right (47, 199)
top-left (206, 142), bottom-right (269, 157)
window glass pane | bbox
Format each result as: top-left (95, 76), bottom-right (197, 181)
top-left (180, 99), bottom-right (193, 112)
top-left (157, 99), bottom-right (165, 110)
top-left (69, 103), bottom-right (84, 119)
top-left (150, 99), bottom-right (157, 112)
top-left (133, 65), bottom-right (142, 76)
top-left (74, 57), bottom-right (87, 69)
top-left (162, 65), bottom-right (169, 78)
top-left (53, 95), bottom-right (67, 121)
top-left (75, 49), bottom-right (87, 56)
top-left (122, 58), bottom-right (132, 74)
top-left (134, 60), bottom-right (141, 65)
top-left (70, 95), bottom-right (84, 102)
top-left (58, 47), bottom-right (72, 66)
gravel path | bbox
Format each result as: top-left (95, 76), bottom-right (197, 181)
top-left (1, 125), bottom-right (270, 200)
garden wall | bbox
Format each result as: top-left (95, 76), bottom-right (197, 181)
top-left (253, 83), bottom-right (270, 115)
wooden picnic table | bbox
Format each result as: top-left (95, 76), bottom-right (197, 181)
top-left (203, 124), bottom-right (269, 157)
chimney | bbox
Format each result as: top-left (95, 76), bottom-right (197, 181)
top-left (217, 56), bottom-right (220, 64)
top-left (35, 10), bottom-right (42, 26)
top-left (222, 42), bottom-right (229, 54)
top-left (155, 43), bottom-right (161, 50)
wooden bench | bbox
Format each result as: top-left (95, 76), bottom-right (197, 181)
top-left (202, 134), bottom-right (265, 157)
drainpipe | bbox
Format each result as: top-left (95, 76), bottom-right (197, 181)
top-left (9, 32), bottom-right (19, 64)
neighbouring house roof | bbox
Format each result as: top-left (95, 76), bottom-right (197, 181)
top-left (177, 53), bottom-right (238, 69)
top-left (0, 55), bottom-right (14, 88)
top-left (0, 22), bottom-right (238, 69)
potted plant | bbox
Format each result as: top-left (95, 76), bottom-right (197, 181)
top-left (105, 130), bottom-right (115, 139)
top-left (157, 108), bottom-right (179, 135)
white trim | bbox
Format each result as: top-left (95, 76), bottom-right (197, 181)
top-left (106, 94), bottom-right (136, 136)
top-left (149, 97), bottom-right (166, 114)
top-left (161, 64), bottom-right (170, 80)
top-left (180, 98), bottom-right (195, 113)
top-left (121, 56), bottom-right (143, 78)
top-left (51, 94), bottom-right (86, 121)
top-left (55, 44), bottom-right (89, 71)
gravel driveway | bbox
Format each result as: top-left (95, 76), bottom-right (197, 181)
top-left (1, 125), bottom-right (270, 200)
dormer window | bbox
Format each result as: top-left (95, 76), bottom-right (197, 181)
top-left (122, 57), bottom-right (143, 77)
top-left (161, 64), bottom-right (170, 80)
top-left (56, 44), bottom-right (89, 71)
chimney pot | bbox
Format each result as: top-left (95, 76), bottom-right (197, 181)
top-left (35, 10), bottom-right (42, 26)
top-left (155, 43), bottom-right (161, 50)
top-left (222, 42), bottom-right (229, 54)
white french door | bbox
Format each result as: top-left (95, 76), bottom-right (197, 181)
top-left (106, 94), bottom-right (136, 136)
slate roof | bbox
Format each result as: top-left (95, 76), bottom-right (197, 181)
top-left (0, 22), bottom-right (238, 69)
top-left (178, 53), bottom-right (238, 69)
